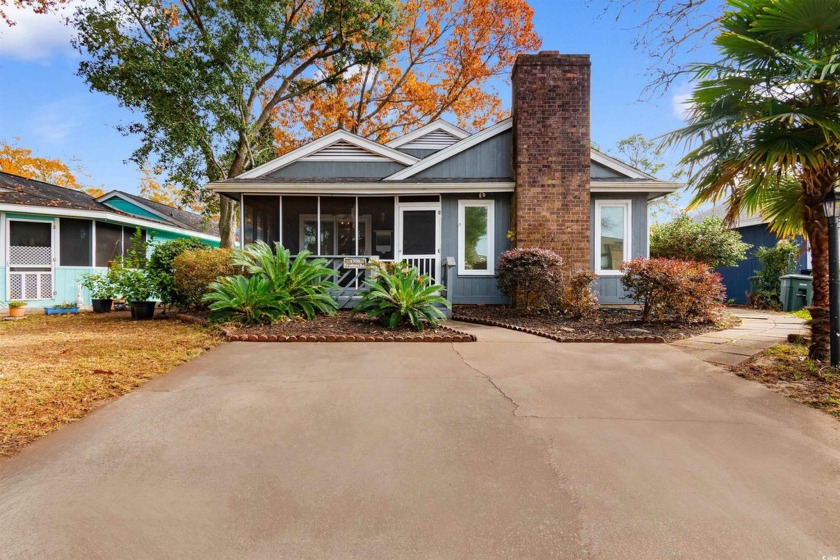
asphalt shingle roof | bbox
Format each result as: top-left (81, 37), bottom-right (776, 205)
top-left (0, 172), bottom-right (218, 236)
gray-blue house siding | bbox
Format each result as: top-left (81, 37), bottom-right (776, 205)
top-left (208, 117), bottom-right (678, 306)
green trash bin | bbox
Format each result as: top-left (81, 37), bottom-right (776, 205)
top-left (780, 274), bottom-right (813, 312)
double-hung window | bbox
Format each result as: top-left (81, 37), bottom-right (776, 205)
top-left (595, 200), bottom-right (631, 275)
top-left (458, 199), bottom-right (495, 275)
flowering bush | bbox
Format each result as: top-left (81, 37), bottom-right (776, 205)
top-left (496, 248), bottom-right (563, 311)
top-left (621, 257), bottom-right (726, 323)
top-left (560, 267), bottom-right (599, 318)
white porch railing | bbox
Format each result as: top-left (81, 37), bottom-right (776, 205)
top-left (311, 256), bottom-right (440, 299)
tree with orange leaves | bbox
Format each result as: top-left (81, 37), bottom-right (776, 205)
top-left (0, 0), bottom-right (72, 26)
top-left (139, 166), bottom-right (205, 214)
top-left (0, 140), bottom-right (104, 197)
top-left (273, 0), bottom-right (541, 150)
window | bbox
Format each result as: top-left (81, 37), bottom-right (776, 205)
top-left (59, 218), bottom-right (92, 266)
top-left (595, 200), bottom-right (631, 274)
top-left (458, 199), bottom-right (494, 275)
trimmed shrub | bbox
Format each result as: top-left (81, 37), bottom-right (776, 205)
top-left (228, 241), bottom-right (339, 320)
top-left (560, 267), bottom-right (599, 318)
top-left (748, 239), bottom-right (799, 309)
top-left (173, 248), bottom-right (234, 310)
top-left (650, 214), bottom-right (751, 268)
top-left (496, 248), bottom-right (563, 311)
top-left (148, 238), bottom-right (208, 309)
top-left (353, 260), bottom-right (449, 330)
top-left (621, 257), bottom-right (726, 323)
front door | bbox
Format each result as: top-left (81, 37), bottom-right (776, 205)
top-left (7, 219), bottom-right (54, 301)
top-left (397, 204), bottom-right (440, 283)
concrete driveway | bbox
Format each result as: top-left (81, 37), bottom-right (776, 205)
top-left (1, 324), bottom-right (839, 559)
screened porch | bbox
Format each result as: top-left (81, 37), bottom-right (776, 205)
top-left (239, 195), bottom-right (442, 301)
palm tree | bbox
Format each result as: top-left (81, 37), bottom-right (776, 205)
top-left (667, 0), bottom-right (840, 360)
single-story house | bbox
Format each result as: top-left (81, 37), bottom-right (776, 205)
top-left (0, 171), bottom-right (220, 308)
top-left (208, 51), bottom-right (680, 305)
top-left (694, 206), bottom-right (809, 304)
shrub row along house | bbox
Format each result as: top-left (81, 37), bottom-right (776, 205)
top-left (0, 172), bottom-right (219, 308)
top-left (208, 52), bottom-right (679, 304)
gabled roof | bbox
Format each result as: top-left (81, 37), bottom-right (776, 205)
top-left (384, 119), bottom-right (513, 181)
top-left (97, 190), bottom-right (220, 236)
top-left (237, 129), bottom-right (419, 179)
top-left (590, 148), bottom-right (654, 180)
top-left (386, 120), bottom-right (470, 150)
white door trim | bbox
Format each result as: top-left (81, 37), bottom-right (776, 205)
top-left (396, 202), bottom-right (441, 283)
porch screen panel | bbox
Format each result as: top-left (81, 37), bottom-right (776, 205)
top-left (319, 197), bottom-right (356, 256)
top-left (59, 218), bottom-right (92, 266)
top-left (95, 222), bottom-right (123, 267)
top-left (243, 196), bottom-right (279, 246)
top-left (358, 197), bottom-right (394, 260)
top-left (281, 196), bottom-right (317, 255)
top-left (402, 210), bottom-right (436, 255)
top-left (122, 227), bottom-right (147, 265)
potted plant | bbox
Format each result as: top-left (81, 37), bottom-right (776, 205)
top-left (5, 301), bottom-right (26, 318)
top-left (44, 302), bottom-right (80, 316)
top-left (112, 264), bottom-right (157, 320)
top-left (81, 271), bottom-right (115, 313)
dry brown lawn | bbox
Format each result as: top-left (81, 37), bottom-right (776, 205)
top-left (734, 342), bottom-right (840, 420)
top-left (0, 311), bottom-right (220, 457)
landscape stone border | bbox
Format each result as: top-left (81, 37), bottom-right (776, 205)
top-left (222, 326), bottom-right (476, 343)
top-left (451, 314), bottom-right (666, 344)
top-left (171, 313), bottom-right (476, 343)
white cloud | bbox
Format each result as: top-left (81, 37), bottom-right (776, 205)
top-left (0, 3), bottom-right (79, 61)
top-left (671, 83), bottom-right (695, 122)
top-left (28, 98), bottom-right (89, 144)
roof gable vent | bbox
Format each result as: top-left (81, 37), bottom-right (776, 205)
top-left (400, 129), bottom-right (462, 150)
top-left (302, 139), bottom-right (390, 162)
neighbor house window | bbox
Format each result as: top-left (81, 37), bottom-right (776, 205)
top-left (595, 200), bottom-right (631, 274)
top-left (59, 218), bottom-right (92, 266)
top-left (458, 199), bottom-right (494, 275)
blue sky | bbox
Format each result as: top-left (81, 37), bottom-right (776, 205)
top-left (0, 1), bottom-right (718, 196)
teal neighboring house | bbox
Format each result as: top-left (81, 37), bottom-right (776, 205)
top-left (0, 172), bottom-right (220, 308)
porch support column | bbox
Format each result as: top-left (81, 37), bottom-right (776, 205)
top-left (239, 193), bottom-right (245, 248)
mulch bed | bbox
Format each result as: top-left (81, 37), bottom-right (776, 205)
top-left (210, 310), bottom-right (475, 343)
top-left (732, 342), bottom-right (840, 421)
top-left (452, 305), bottom-right (739, 343)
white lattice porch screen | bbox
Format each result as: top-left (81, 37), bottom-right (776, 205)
top-left (9, 245), bottom-right (52, 266)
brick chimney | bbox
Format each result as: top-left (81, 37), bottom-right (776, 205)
top-left (511, 51), bottom-right (591, 268)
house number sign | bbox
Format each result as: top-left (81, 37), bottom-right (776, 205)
top-left (343, 257), bottom-right (368, 269)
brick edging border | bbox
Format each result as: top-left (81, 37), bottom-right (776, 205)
top-left (222, 325), bottom-right (476, 343)
top-left (172, 312), bottom-right (476, 343)
top-left (451, 315), bottom-right (666, 344)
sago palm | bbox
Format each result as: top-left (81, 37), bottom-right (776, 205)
top-left (666, 0), bottom-right (840, 359)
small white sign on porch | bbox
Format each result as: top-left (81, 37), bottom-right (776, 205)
top-left (343, 257), bottom-right (368, 269)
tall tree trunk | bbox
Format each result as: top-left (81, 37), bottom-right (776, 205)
top-left (804, 211), bottom-right (829, 360)
top-left (218, 146), bottom-right (248, 249)
top-left (802, 167), bottom-right (838, 361)
top-left (218, 196), bottom-right (237, 248)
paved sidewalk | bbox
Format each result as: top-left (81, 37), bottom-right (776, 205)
top-left (672, 309), bottom-right (807, 366)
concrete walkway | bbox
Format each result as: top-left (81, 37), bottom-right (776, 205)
top-left (1, 323), bottom-right (839, 559)
top-left (671, 308), bottom-right (807, 366)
